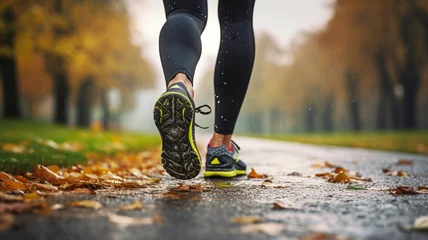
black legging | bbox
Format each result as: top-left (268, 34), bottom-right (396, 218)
top-left (160, 0), bottom-right (256, 135)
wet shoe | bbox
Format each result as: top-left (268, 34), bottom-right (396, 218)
top-left (204, 140), bottom-right (247, 178)
top-left (153, 82), bottom-right (211, 180)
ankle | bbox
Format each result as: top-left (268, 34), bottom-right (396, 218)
top-left (209, 133), bottom-right (232, 149)
top-left (168, 73), bottom-right (194, 99)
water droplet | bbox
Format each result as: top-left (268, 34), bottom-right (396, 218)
top-left (309, 108), bottom-right (312, 111)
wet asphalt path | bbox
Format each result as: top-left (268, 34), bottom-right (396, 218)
top-left (2, 136), bottom-right (428, 240)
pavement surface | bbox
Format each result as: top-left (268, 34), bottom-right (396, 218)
top-left (1, 136), bottom-right (428, 240)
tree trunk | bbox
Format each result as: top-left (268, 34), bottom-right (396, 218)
top-left (76, 78), bottom-right (94, 127)
top-left (375, 51), bottom-right (392, 130)
top-left (53, 65), bottom-right (69, 124)
top-left (346, 70), bottom-right (361, 131)
top-left (0, 6), bottom-right (21, 118)
top-left (401, 71), bottom-right (419, 129)
top-left (322, 96), bottom-right (334, 132)
top-left (305, 104), bottom-right (315, 132)
top-left (101, 89), bottom-right (110, 130)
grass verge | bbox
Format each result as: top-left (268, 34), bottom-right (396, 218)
top-left (0, 119), bottom-right (160, 173)
top-left (256, 131), bottom-right (428, 155)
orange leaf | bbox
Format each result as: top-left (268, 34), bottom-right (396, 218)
top-left (34, 165), bottom-right (64, 185)
top-left (248, 168), bottom-right (267, 178)
top-left (0, 172), bottom-right (28, 191)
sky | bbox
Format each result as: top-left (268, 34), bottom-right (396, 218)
top-left (123, 0), bottom-right (335, 131)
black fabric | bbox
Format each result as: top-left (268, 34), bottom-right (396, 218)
top-left (160, 0), bottom-right (256, 135)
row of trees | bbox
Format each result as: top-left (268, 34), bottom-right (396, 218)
top-left (198, 0), bottom-right (427, 133)
top-left (0, 0), bottom-right (154, 128)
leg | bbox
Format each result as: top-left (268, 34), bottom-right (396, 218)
top-left (210, 0), bottom-right (256, 148)
top-left (154, 0), bottom-right (208, 180)
top-left (159, 0), bottom-right (208, 98)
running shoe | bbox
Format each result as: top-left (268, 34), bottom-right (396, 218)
top-left (153, 82), bottom-right (211, 179)
top-left (204, 140), bottom-right (247, 178)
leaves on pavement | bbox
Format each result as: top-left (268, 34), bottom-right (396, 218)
top-left (382, 169), bottom-right (408, 177)
top-left (301, 232), bottom-right (349, 240)
top-left (314, 166), bottom-right (372, 184)
top-left (411, 216), bottom-right (428, 230)
top-left (0, 213), bottom-right (16, 232)
top-left (241, 222), bottom-right (285, 236)
top-left (389, 186), bottom-right (428, 195)
top-left (248, 168), bottom-right (268, 178)
top-left (70, 200), bottom-right (102, 209)
top-left (232, 216), bottom-right (262, 224)
top-left (396, 159), bottom-right (413, 165)
top-left (121, 200), bottom-right (143, 211)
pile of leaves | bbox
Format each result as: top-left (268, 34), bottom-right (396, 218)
top-left (313, 161), bottom-right (372, 183)
top-left (0, 149), bottom-right (164, 214)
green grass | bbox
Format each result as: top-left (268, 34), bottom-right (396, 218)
top-left (0, 119), bottom-right (160, 173)
top-left (256, 131), bottom-right (428, 155)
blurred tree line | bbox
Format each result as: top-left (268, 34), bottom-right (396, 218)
top-left (199, 0), bottom-right (428, 133)
top-left (0, 0), bottom-right (154, 128)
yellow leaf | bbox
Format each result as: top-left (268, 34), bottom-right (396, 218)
top-left (71, 200), bottom-right (102, 209)
top-left (120, 200), bottom-right (143, 211)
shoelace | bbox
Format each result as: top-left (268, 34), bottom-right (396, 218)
top-left (194, 104), bottom-right (212, 129)
top-left (231, 140), bottom-right (240, 154)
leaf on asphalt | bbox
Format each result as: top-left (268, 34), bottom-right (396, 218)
top-left (232, 216), bottom-right (262, 224)
top-left (346, 185), bottom-right (367, 190)
top-left (0, 202), bottom-right (43, 213)
top-left (172, 184), bottom-right (204, 192)
top-left (68, 188), bottom-right (96, 194)
top-left (261, 180), bottom-right (273, 187)
top-left (329, 171), bottom-right (352, 183)
top-left (248, 168), bottom-right (268, 178)
top-left (121, 200), bottom-right (143, 211)
top-left (287, 172), bottom-right (302, 176)
top-left (0, 213), bottom-right (16, 232)
top-left (383, 169), bottom-right (408, 177)
top-left (34, 165), bottom-right (64, 185)
top-left (32, 183), bottom-right (59, 192)
top-left (367, 186), bottom-right (391, 191)
top-left (272, 200), bottom-right (300, 210)
top-left (389, 186), bottom-right (425, 195)
top-left (315, 172), bottom-right (333, 179)
top-left (418, 186), bottom-right (428, 190)
top-left (334, 167), bottom-right (348, 173)
top-left (0, 192), bottom-right (23, 202)
top-left (46, 165), bottom-right (61, 174)
top-left (71, 200), bottom-right (102, 209)
top-left (106, 213), bottom-right (153, 228)
top-left (411, 216), bottom-right (428, 230)
top-left (312, 161), bottom-right (336, 168)
top-left (241, 222), bottom-right (285, 236)
top-left (0, 172), bottom-right (28, 191)
top-left (301, 232), bottom-right (348, 240)
top-left (396, 159), bottom-right (413, 165)
top-left (23, 191), bottom-right (42, 201)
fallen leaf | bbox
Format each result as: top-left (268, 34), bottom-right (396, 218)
top-left (390, 186), bottom-right (420, 195)
top-left (418, 186), bottom-right (428, 190)
top-left (311, 163), bottom-right (324, 168)
top-left (71, 200), bottom-right (102, 209)
top-left (241, 223), bottom-right (285, 236)
top-left (152, 214), bottom-right (164, 224)
top-left (301, 232), bottom-right (347, 240)
top-left (396, 159), bottom-right (413, 165)
top-left (324, 161), bottom-right (335, 168)
top-left (397, 171), bottom-right (408, 177)
top-left (232, 216), bottom-right (262, 224)
top-left (174, 184), bottom-right (190, 191)
top-left (23, 191), bottom-right (41, 201)
top-left (172, 184), bottom-right (204, 192)
top-left (121, 200), bottom-right (143, 211)
top-left (0, 192), bottom-right (23, 202)
top-left (287, 172), bottom-right (302, 176)
top-left (329, 171), bottom-right (352, 183)
top-left (248, 168), bottom-right (268, 178)
top-left (411, 216), bottom-right (428, 230)
top-left (272, 199), bottom-right (300, 210)
top-left (261, 180), bottom-right (273, 187)
top-left (68, 188), bottom-right (96, 194)
top-left (46, 165), bottom-right (61, 173)
top-left (106, 213), bottom-right (152, 228)
top-left (334, 167), bottom-right (348, 173)
top-left (32, 183), bottom-right (59, 192)
top-left (315, 172), bottom-right (333, 179)
top-left (367, 186), bottom-right (391, 191)
top-left (34, 165), bottom-right (64, 185)
top-left (0, 213), bottom-right (16, 231)
top-left (51, 204), bottom-right (64, 211)
top-left (0, 202), bottom-right (43, 213)
top-left (0, 172), bottom-right (28, 191)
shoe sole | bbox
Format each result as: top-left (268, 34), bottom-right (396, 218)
top-left (204, 170), bottom-right (237, 178)
top-left (153, 91), bottom-right (201, 180)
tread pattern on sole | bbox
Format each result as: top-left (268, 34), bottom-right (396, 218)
top-left (153, 92), bottom-right (201, 180)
